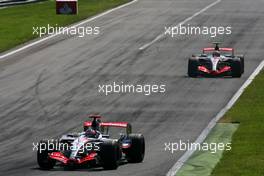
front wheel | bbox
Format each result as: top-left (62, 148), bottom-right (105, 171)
top-left (239, 56), bottom-right (244, 74)
top-left (126, 134), bottom-right (145, 163)
top-left (37, 140), bottom-right (56, 170)
top-left (99, 140), bottom-right (120, 170)
top-left (188, 58), bottom-right (199, 77)
top-left (231, 59), bottom-right (242, 78)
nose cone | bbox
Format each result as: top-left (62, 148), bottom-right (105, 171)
top-left (211, 70), bottom-right (218, 75)
top-left (67, 158), bottom-right (78, 166)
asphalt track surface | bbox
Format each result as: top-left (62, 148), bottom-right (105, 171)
top-left (1, 0), bottom-right (264, 175)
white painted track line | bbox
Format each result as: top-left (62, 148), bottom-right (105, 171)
top-left (0, 0), bottom-right (138, 60)
top-left (139, 0), bottom-right (221, 51)
top-left (167, 60), bottom-right (264, 176)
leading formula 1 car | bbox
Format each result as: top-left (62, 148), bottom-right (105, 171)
top-left (188, 42), bottom-right (244, 77)
top-left (37, 115), bottom-right (145, 170)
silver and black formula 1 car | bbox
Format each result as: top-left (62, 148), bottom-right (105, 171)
top-left (37, 115), bottom-right (145, 170)
top-left (188, 42), bottom-right (244, 77)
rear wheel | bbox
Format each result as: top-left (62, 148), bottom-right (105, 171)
top-left (37, 140), bottom-right (56, 170)
top-left (100, 140), bottom-right (120, 170)
top-left (231, 58), bottom-right (242, 78)
top-left (188, 58), bottom-right (199, 77)
top-left (126, 134), bottom-right (145, 163)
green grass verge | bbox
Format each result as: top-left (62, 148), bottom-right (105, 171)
top-left (212, 70), bottom-right (264, 176)
top-left (176, 123), bottom-right (238, 176)
top-left (0, 0), bottom-right (130, 53)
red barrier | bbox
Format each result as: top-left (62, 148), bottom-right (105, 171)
top-left (56, 0), bottom-right (78, 15)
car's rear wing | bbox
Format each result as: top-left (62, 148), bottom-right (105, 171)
top-left (83, 121), bottom-right (132, 134)
top-left (203, 48), bottom-right (234, 56)
top-left (83, 121), bottom-right (131, 128)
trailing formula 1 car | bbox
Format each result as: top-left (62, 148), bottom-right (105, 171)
top-left (188, 42), bottom-right (244, 77)
top-left (37, 115), bottom-right (145, 170)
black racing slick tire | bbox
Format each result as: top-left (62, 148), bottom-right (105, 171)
top-left (100, 140), bottom-right (120, 170)
top-left (188, 58), bottom-right (199, 77)
top-left (126, 134), bottom-right (145, 163)
top-left (231, 58), bottom-right (242, 78)
top-left (239, 56), bottom-right (244, 74)
top-left (37, 140), bottom-right (56, 170)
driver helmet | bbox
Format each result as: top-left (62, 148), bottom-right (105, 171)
top-left (85, 129), bottom-right (99, 138)
top-left (212, 51), bottom-right (221, 57)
